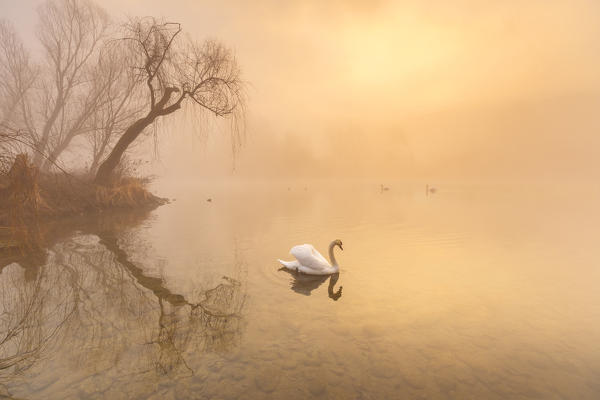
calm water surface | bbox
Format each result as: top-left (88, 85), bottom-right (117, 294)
top-left (2, 181), bottom-right (600, 399)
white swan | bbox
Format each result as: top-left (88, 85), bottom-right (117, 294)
top-left (278, 239), bottom-right (343, 275)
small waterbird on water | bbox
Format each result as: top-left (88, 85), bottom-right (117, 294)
top-left (426, 184), bottom-right (437, 195)
top-left (278, 239), bottom-right (343, 275)
top-left (380, 184), bottom-right (390, 192)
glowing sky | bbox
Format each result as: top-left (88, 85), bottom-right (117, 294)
top-left (3, 0), bottom-right (600, 180)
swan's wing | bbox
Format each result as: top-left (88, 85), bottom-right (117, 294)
top-left (309, 246), bottom-right (330, 266)
top-left (278, 259), bottom-right (300, 270)
top-left (290, 244), bottom-right (330, 271)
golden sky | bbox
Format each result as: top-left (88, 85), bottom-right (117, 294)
top-left (3, 0), bottom-right (600, 180)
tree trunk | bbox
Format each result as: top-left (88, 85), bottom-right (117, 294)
top-left (94, 115), bottom-right (155, 185)
top-left (94, 87), bottom-right (182, 186)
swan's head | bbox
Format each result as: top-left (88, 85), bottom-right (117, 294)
top-left (334, 239), bottom-right (343, 251)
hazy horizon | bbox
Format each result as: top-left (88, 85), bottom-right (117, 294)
top-left (4, 0), bottom-right (600, 182)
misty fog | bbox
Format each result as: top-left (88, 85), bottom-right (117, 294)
top-left (4, 2), bottom-right (600, 400)
top-left (5, 0), bottom-right (600, 182)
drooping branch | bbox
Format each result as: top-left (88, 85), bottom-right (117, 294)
top-left (1, 4), bottom-right (244, 185)
top-left (94, 17), bottom-right (244, 185)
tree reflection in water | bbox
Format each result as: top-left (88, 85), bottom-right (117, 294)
top-left (151, 276), bottom-right (245, 376)
top-left (0, 251), bottom-right (77, 376)
top-left (0, 210), bottom-right (246, 394)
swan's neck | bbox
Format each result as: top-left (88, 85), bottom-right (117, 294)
top-left (328, 273), bottom-right (340, 294)
top-left (328, 241), bottom-right (338, 267)
top-left (328, 273), bottom-right (342, 300)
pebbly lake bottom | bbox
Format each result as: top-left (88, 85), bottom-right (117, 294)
top-left (1, 180), bottom-right (600, 399)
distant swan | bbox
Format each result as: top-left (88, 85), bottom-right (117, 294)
top-left (278, 240), bottom-right (343, 275)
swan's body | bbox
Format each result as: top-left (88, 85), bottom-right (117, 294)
top-left (278, 239), bottom-right (343, 275)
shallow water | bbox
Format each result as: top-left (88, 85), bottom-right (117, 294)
top-left (2, 181), bottom-right (600, 399)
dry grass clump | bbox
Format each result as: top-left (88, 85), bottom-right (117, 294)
top-left (0, 154), bottom-right (45, 250)
top-left (1, 156), bottom-right (166, 252)
top-left (0, 154), bottom-right (44, 218)
top-left (0, 154), bottom-right (167, 243)
top-left (94, 177), bottom-right (164, 208)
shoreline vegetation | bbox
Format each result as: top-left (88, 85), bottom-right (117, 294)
top-left (0, 153), bottom-right (166, 252)
top-left (0, 0), bottom-right (245, 253)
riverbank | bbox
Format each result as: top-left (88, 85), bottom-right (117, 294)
top-left (0, 155), bottom-right (167, 250)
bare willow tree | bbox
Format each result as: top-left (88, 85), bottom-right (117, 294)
top-left (0, 21), bottom-right (37, 168)
top-left (1, 2), bottom-right (244, 184)
top-left (39, 61), bottom-right (113, 170)
top-left (94, 18), bottom-right (244, 185)
top-left (0, 0), bottom-right (110, 170)
top-left (33, 0), bottom-right (110, 168)
top-left (0, 22), bottom-right (35, 126)
top-left (86, 48), bottom-right (141, 175)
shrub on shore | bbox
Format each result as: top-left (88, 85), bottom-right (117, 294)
top-left (0, 154), bottom-right (166, 229)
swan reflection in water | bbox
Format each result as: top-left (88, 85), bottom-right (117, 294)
top-left (279, 268), bottom-right (343, 301)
